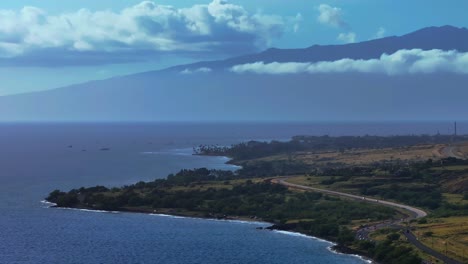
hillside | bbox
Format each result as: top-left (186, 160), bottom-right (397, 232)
top-left (1, 26), bottom-right (468, 122)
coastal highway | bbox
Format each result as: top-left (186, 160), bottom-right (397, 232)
top-left (271, 177), bottom-right (464, 264)
top-left (271, 178), bottom-right (427, 218)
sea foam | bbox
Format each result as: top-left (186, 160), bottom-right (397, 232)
top-left (149, 213), bottom-right (266, 225)
top-left (40, 200), bottom-right (57, 208)
top-left (273, 230), bottom-right (335, 245)
top-left (275, 230), bottom-right (373, 263)
top-left (56, 207), bottom-right (119, 214)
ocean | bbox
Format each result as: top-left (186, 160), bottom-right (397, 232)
top-left (0, 122), bottom-right (464, 264)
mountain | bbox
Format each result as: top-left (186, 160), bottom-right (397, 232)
top-left (1, 25), bottom-right (468, 122)
top-left (165, 25), bottom-right (468, 73)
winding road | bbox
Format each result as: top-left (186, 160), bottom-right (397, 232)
top-left (272, 177), bottom-right (427, 218)
top-left (271, 177), bottom-right (463, 264)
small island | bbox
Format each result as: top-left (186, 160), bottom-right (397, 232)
top-left (47, 135), bottom-right (468, 264)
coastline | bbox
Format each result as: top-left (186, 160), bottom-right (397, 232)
top-left (43, 147), bottom-right (385, 263)
top-left (47, 151), bottom-right (381, 262)
top-left (42, 200), bottom-right (374, 264)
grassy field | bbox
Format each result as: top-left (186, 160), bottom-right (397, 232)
top-left (456, 142), bottom-right (468, 159)
top-left (123, 141), bottom-right (468, 263)
top-left (256, 144), bottom-right (446, 166)
top-left (285, 175), bottom-right (356, 193)
top-left (285, 175), bottom-right (468, 263)
top-left (244, 141), bottom-right (468, 263)
top-left (286, 175), bottom-right (325, 187)
top-left (443, 193), bottom-right (468, 206)
top-left (286, 175), bottom-right (380, 195)
top-left (151, 178), bottom-right (267, 192)
top-left (415, 216), bottom-right (468, 263)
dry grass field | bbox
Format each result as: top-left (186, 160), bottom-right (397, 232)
top-left (416, 216), bottom-right (468, 263)
top-left (284, 174), bottom-right (468, 263)
top-left (257, 144), bottom-right (448, 166)
top-left (456, 141), bottom-right (468, 159)
top-left (256, 141), bottom-right (468, 263)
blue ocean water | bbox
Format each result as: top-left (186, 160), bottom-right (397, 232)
top-left (0, 122), bottom-right (464, 264)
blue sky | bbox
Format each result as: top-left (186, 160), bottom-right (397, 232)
top-left (1, 0), bottom-right (467, 95)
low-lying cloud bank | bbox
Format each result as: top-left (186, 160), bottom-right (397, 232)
top-left (180, 67), bottom-right (212, 74)
top-left (230, 49), bottom-right (468, 75)
top-left (0, 0), bottom-right (291, 66)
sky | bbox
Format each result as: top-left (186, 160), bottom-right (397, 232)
top-left (1, 0), bottom-right (468, 95)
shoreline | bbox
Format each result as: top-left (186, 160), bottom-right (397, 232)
top-left (43, 148), bottom-right (381, 263)
top-left (41, 200), bottom-right (375, 263)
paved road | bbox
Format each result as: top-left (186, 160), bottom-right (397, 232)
top-left (272, 178), bottom-right (427, 218)
top-left (404, 231), bottom-right (461, 264)
top-left (272, 177), bottom-right (463, 264)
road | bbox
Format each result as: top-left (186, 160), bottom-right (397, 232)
top-left (405, 231), bottom-right (461, 264)
top-left (271, 177), bottom-right (463, 264)
top-left (272, 178), bottom-right (427, 218)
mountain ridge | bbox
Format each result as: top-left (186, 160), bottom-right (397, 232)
top-left (1, 25), bottom-right (468, 122)
top-left (156, 25), bottom-right (468, 74)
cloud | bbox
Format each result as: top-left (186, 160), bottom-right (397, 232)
top-left (293, 13), bottom-right (303, 33)
top-left (374, 27), bottom-right (386, 39)
top-left (317, 4), bottom-right (348, 29)
top-left (337, 32), bottom-right (356, 43)
top-left (0, 1), bottom-right (288, 66)
top-left (180, 67), bottom-right (212, 74)
top-left (317, 4), bottom-right (355, 44)
top-left (231, 61), bottom-right (308, 74)
top-left (230, 49), bottom-right (468, 75)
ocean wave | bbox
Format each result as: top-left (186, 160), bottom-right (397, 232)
top-left (40, 200), bottom-right (57, 208)
top-left (204, 218), bottom-right (267, 226)
top-left (274, 230), bottom-right (372, 263)
top-left (149, 213), bottom-right (266, 225)
top-left (273, 230), bottom-right (335, 245)
top-left (220, 219), bottom-right (267, 225)
top-left (149, 213), bottom-right (187, 219)
top-left (56, 207), bottom-right (120, 214)
top-left (327, 246), bottom-right (373, 263)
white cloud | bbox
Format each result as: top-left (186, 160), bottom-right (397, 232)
top-left (317, 4), bottom-right (348, 28)
top-left (231, 61), bottom-right (308, 74)
top-left (318, 4), bottom-right (355, 44)
top-left (180, 67), bottom-right (212, 74)
top-left (374, 27), bottom-right (386, 39)
top-left (293, 13), bottom-right (303, 33)
top-left (337, 32), bottom-right (356, 43)
top-left (230, 49), bottom-right (468, 75)
top-left (0, 1), bottom-right (288, 66)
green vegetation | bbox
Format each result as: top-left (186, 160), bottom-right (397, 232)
top-left (47, 168), bottom-right (395, 225)
top-left (367, 236), bottom-right (421, 264)
top-left (416, 216), bottom-right (468, 261)
top-left (285, 158), bottom-right (468, 215)
top-left (48, 136), bottom-right (468, 264)
top-left (194, 135), bottom-right (466, 161)
top-left (48, 168), bottom-right (418, 263)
